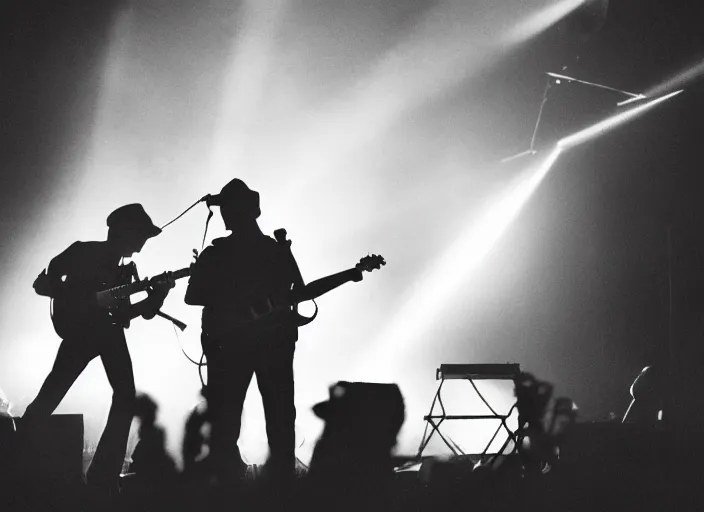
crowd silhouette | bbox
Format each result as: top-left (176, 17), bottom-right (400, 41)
top-left (1, 370), bottom-right (677, 512)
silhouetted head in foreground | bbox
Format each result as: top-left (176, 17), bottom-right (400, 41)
top-left (134, 393), bottom-right (159, 427)
top-left (623, 365), bottom-right (663, 426)
top-left (182, 388), bottom-right (212, 478)
top-left (127, 393), bottom-right (178, 490)
top-left (308, 382), bottom-right (405, 479)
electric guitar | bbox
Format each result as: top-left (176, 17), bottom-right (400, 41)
top-left (205, 254), bottom-right (386, 332)
top-left (47, 266), bottom-right (191, 339)
top-left (46, 253), bottom-right (385, 337)
top-left (94, 267), bottom-right (191, 311)
top-left (292, 254), bottom-right (386, 304)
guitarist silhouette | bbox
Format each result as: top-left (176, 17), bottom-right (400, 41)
top-left (184, 178), bottom-right (384, 487)
top-left (20, 203), bottom-right (175, 498)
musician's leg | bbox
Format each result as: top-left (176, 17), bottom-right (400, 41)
top-left (16, 338), bottom-right (95, 481)
top-left (255, 338), bottom-right (296, 480)
top-left (206, 340), bottom-right (254, 482)
top-left (86, 328), bottom-right (135, 490)
top-left (23, 338), bottom-right (96, 421)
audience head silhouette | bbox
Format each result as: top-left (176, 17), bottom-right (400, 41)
top-left (134, 393), bottom-right (159, 426)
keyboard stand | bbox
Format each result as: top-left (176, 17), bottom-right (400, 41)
top-left (416, 364), bottom-right (521, 459)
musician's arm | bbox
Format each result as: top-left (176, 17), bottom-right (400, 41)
top-left (184, 276), bottom-right (207, 306)
top-left (107, 262), bottom-right (173, 321)
top-left (34, 242), bottom-right (81, 298)
top-left (294, 268), bottom-right (363, 302)
top-left (184, 248), bottom-right (226, 306)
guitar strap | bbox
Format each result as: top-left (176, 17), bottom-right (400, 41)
top-left (274, 228), bottom-right (318, 327)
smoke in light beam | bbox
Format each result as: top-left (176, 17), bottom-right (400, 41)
top-left (557, 89), bottom-right (683, 149)
top-left (209, 0), bottom-right (288, 182)
top-left (357, 87), bottom-right (684, 381)
top-left (643, 58), bottom-right (704, 99)
top-left (355, 147), bottom-right (563, 382)
top-left (503, 0), bottom-right (585, 45)
top-left (277, 0), bottom-right (587, 206)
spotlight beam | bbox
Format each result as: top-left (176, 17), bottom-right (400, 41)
top-left (354, 148), bottom-right (563, 382)
top-left (357, 88), bottom-right (684, 382)
top-left (503, 0), bottom-right (586, 45)
top-left (208, 0), bottom-right (288, 181)
top-left (557, 89), bottom-right (683, 150)
top-left (277, 1), bottom-right (589, 208)
top-left (643, 58), bottom-right (704, 98)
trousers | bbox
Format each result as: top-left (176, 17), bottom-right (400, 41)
top-left (22, 326), bottom-right (136, 488)
top-left (203, 330), bottom-right (296, 481)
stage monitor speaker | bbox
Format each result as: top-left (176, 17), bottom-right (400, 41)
top-left (18, 414), bottom-right (84, 485)
top-left (0, 415), bottom-right (17, 481)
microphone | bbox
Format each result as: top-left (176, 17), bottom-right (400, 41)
top-left (202, 194), bottom-right (220, 207)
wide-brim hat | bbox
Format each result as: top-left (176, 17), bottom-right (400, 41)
top-left (107, 203), bottom-right (162, 238)
top-left (313, 381), bottom-right (405, 427)
top-left (208, 178), bottom-right (261, 218)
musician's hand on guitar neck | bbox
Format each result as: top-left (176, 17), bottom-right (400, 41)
top-left (139, 273), bottom-right (176, 320)
top-left (349, 254), bottom-right (384, 282)
top-left (152, 272), bottom-right (176, 294)
top-left (350, 268), bottom-right (364, 282)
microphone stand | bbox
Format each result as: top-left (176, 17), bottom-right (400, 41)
top-left (545, 72), bottom-right (646, 105)
top-left (501, 71), bottom-right (647, 163)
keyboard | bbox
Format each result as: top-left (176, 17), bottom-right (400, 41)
top-left (436, 363), bottom-right (521, 380)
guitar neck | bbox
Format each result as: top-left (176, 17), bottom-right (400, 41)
top-left (169, 267), bottom-right (192, 282)
top-left (101, 266), bottom-right (191, 301)
top-left (296, 268), bottom-right (360, 303)
top-left (293, 255), bottom-right (384, 303)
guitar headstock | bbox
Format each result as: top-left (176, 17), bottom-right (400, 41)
top-left (356, 254), bottom-right (386, 273)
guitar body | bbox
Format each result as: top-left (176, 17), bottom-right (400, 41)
top-left (51, 295), bottom-right (131, 340)
top-left (51, 275), bottom-right (134, 340)
top-left (48, 264), bottom-right (191, 339)
top-left (202, 253), bottom-right (386, 336)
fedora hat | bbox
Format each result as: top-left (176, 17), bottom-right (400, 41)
top-left (107, 203), bottom-right (161, 238)
top-left (208, 179), bottom-right (261, 218)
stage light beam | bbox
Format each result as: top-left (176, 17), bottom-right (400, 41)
top-left (278, 0), bottom-right (588, 207)
top-left (208, 0), bottom-right (289, 184)
top-left (353, 88), bottom-right (684, 456)
top-left (643, 58), bottom-right (704, 98)
top-left (503, 0), bottom-right (586, 45)
top-left (359, 88), bottom-right (684, 382)
top-left (355, 147), bottom-right (563, 382)
top-left (557, 89), bottom-right (683, 149)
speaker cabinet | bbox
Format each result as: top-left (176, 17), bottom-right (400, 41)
top-left (18, 414), bottom-right (84, 485)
